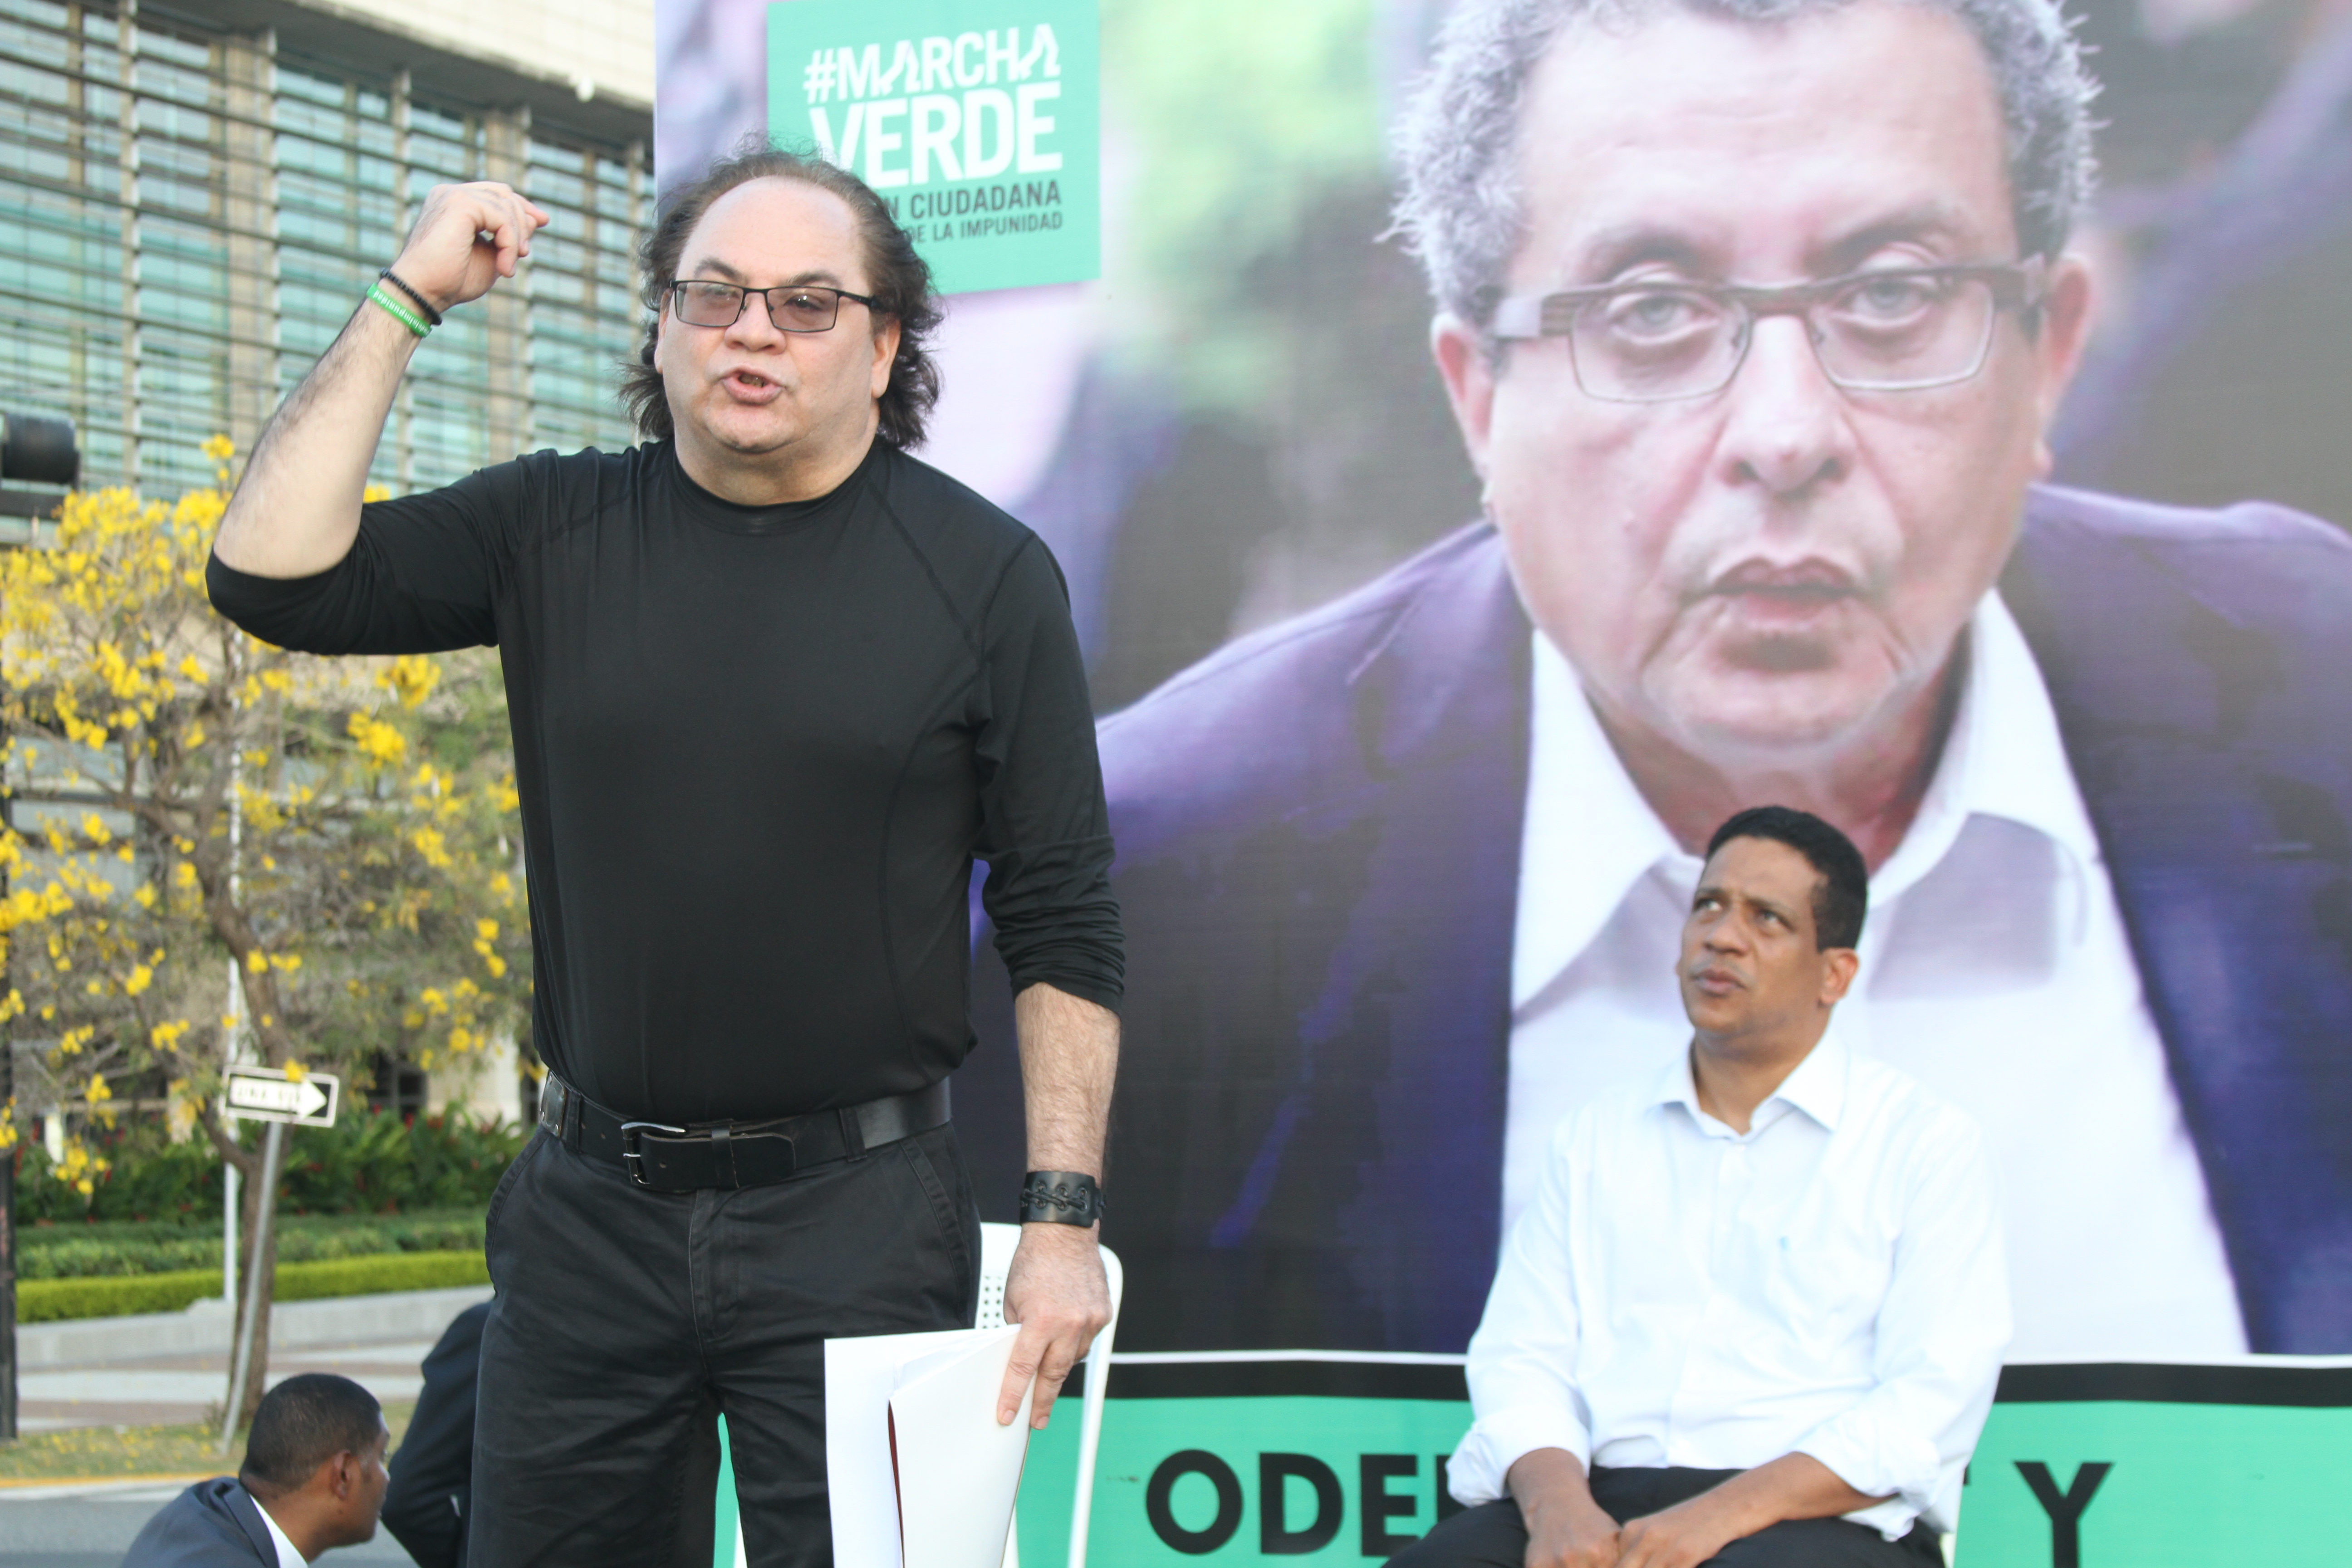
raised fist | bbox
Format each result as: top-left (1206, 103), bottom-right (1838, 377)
top-left (386, 181), bottom-right (552, 315)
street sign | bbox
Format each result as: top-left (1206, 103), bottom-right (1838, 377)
top-left (221, 1065), bottom-right (340, 1127)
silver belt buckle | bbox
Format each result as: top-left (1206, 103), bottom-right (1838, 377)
top-left (620, 1119), bottom-right (688, 1187)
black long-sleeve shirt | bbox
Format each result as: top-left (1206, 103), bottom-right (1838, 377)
top-left (207, 438), bottom-right (1121, 1124)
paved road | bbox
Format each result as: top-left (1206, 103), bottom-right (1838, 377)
top-left (21, 1341), bottom-right (435, 1433)
top-left (0, 1479), bottom-right (420, 1567)
top-left (5, 1328), bottom-right (442, 1565)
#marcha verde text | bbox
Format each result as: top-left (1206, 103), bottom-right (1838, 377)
top-left (797, 26), bottom-right (1070, 195)
top-left (808, 84), bottom-right (1065, 192)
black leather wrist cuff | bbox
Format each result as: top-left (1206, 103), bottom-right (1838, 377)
top-left (1020, 1170), bottom-right (1104, 1226)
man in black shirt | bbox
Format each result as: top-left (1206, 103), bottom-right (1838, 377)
top-left (208, 145), bottom-right (1123, 1567)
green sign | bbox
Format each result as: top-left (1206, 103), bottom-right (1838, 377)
top-left (765, 0), bottom-right (1099, 295)
top-left (1020, 1392), bottom-right (1475, 1563)
top-left (1013, 1359), bottom-right (2352, 1565)
top-left (1958, 1363), bottom-right (2352, 1566)
top-left (720, 1358), bottom-right (2352, 1563)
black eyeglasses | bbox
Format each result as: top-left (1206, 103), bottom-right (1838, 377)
top-left (667, 279), bottom-right (881, 333)
top-left (1486, 259), bottom-right (2048, 403)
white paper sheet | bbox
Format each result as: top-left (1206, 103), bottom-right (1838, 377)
top-left (825, 1325), bottom-right (1032, 1568)
top-left (890, 1332), bottom-right (1034, 1568)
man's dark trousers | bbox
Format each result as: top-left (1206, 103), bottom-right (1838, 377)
top-left (1388, 1469), bottom-right (1945, 1568)
top-left (469, 1121), bottom-right (981, 1568)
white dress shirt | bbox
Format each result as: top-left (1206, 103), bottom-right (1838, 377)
top-left (1506, 593), bottom-right (2249, 1360)
top-left (253, 1490), bottom-right (308, 1568)
top-left (1450, 1037), bottom-right (2009, 1539)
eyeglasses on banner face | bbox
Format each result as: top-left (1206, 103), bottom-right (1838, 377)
top-left (666, 279), bottom-right (881, 333)
top-left (1486, 259), bottom-right (2049, 403)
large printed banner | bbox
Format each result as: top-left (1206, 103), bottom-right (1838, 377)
top-left (659, 0), bottom-right (2352, 1559)
top-left (765, 0), bottom-right (1099, 291)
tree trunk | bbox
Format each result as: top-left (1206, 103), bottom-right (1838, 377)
top-left (227, 1127), bottom-right (278, 1428)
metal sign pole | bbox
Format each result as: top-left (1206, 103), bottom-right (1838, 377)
top-left (222, 1161), bottom-right (237, 1316)
top-left (222, 666), bottom-right (242, 1317)
top-left (0, 811), bottom-right (13, 1443)
top-left (0, 1005), bottom-right (14, 1447)
top-left (3, 418), bottom-right (83, 1444)
top-left (217, 1117), bottom-right (284, 1454)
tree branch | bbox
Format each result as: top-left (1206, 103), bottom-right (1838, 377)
top-left (198, 1098), bottom-right (257, 1176)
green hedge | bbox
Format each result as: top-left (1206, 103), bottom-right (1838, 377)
top-left (18, 1268), bottom-right (225, 1321)
top-left (18, 1250), bottom-right (491, 1322)
top-left (18, 1209), bottom-right (489, 1279)
top-left (274, 1250), bottom-right (490, 1301)
top-left (13, 1108), bottom-right (529, 1225)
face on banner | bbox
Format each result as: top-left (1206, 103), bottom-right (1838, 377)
top-left (1432, 5), bottom-right (2088, 768)
top-left (657, 0), bottom-right (2352, 1382)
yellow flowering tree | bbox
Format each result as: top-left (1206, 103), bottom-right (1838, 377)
top-left (0, 439), bottom-right (529, 1418)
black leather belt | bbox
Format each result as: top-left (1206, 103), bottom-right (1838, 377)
top-left (538, 1074), bottom-right (950, 1193)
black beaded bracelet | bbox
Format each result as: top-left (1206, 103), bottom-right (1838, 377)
top-left (378, 268), bottom-right (444, 327)
top-left (1020, 1170), bottom-right (1105, 1227)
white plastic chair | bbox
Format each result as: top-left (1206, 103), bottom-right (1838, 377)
top-left (726, 1222), bottom-right (1124, 1568)
top-left (978, 1220), bottom-right (1125, 1568)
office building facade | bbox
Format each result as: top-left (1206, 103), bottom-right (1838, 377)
top-left (0, 0), bottom-right (653, 499)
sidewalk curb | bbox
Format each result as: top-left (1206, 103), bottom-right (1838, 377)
top-left (15, 1285), bottom-right (492, 1368)
top-left (0, 1473), bottom-right (216, 1496)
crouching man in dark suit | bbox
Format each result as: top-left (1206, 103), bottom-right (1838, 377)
top-left (122, 1373), bottom-right (389, 1567)
top-left (1396, 810), bottom-right (2006, 1568)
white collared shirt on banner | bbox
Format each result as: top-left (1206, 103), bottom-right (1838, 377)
top-left (1447, 1038), bottom-right (2009, 1539)
top-left (1505, 591), bottom-right (2248, 1360)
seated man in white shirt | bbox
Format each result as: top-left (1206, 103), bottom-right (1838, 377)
top-left (1398, 806), bottom-right (2009, 1568)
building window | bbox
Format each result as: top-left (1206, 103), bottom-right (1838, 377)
top-left (0, 0), bottom-right (649, 499)
top-left (365, 1049), bottom-right (430, 1120)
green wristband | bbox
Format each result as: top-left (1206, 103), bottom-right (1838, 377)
top-left (366, 282), bottom-right (431, 338)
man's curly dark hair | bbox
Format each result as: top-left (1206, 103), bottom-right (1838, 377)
top-left (619, 139), bottom-right (944, 450)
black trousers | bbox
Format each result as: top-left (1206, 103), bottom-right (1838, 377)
top-left (1389, 1468), bottom-right (1945, 1568)
top-left (469, 1122), bottom-right (981, 1568)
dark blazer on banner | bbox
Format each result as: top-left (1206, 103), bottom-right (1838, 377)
top-left (965, 484), bottom-right (2352, 1357)
top-left (121, 1478), bottom-right (280, 1567)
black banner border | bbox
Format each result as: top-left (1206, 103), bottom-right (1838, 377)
top-left (1095, 1357), bottom-right (2352, 1407)
top-left (1107, 1359), bottom-right (1470, 1402)
top-left (1992, 1362), bottom-right (2352, 1408)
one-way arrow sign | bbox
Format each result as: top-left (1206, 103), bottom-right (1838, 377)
top-left (222, 1065), bottom-right (341, 1127)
